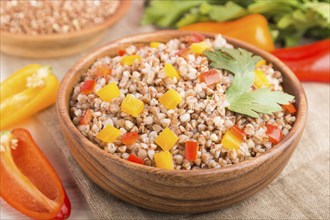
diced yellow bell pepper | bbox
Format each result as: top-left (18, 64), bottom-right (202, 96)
top-left (190, 41), bottom-right (211, 55)
top-left (154, 151), bottom-right (174, 170)
top-left (121, 94), bottom-right (144, 117)
top-left (155, 127), bottom-right (178, 151)
top-left (96, 125), bottom-right (121, 143)
top-left (221, 125), bottom-right (245, 150)
top-left (256, 59), bottom-right (266, 68)
top-left (96, 82), bottom-right (120, 102)
top-left (121, 55), bottom-right (141, 66)
top-left (150, 42), bottom-right (161, 48)
top-left (164, 63), bottom-right (180, 79)
top-left (254, 70), bottom-right (271, 88)
top-left (159, 89), bottom-right (182, 110)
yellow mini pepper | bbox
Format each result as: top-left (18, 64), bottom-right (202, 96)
top-left (254, 70), bottom-right (271, 88)
top-left (121, 94), bottom-right (144, 117)
top-left (121, 55), bottom-right (141, 66)
top-left (190, 41), bottom-right (211, 55)
top-left (154, 151), bottom-right (174, 170)
top-left (164, 63), bottom-right (180, 79)
top-left (96, 82), bottom-right (120, 102)
top-left (96, 125), bottom-right (121, 143)
top-left (159, 89), bottom-right (182, 109)
top-left (0, 64), bottom-right (59, 130)
top-left (155, 127), bottom-right (178, 151)
top-left (150, 42), bottom-right (161, 48)
top-left (221, 125), bottom-right (246, 150)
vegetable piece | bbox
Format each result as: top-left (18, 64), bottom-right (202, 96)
top-left (122, 132), bottom-right (138, 145)
top-left (221, 125), bottom-right (246, 150)
top-left (0, 129), bottom-right (69, 219)
top-left (199, 69), bottom-right (220, 86)
top-left (95, 65), bottom-right (112, 77)
top-left (121, 55), bottom-right (141, 66)
top-left (0, 65), bottom-right (59, 130)
top-left (266, 124), bottom-right (283, 144)
top-left (190, 41), bottom-right (211, 55)
top-left (282, 103), bottom-right (297, 114)
top-left (150, 42), bottom-right (161, 48)
top-left (96, 125), bottom-right (121, 143)
top-left (272, 40), bottom-right (330, 82)
top-left (81, 80), bottom-right (96, 95)
top-left (54, 191), bottom-right (71, 220)
top-left (80, 109), bottom-right (93, 125)
top-left (181, 14), bottom-right (275, 52)
top-left (127, 153), bottom-right (144, 165)
top-left (96, 82), bottom-right (120, 102)
top-left (164, 63), bottom-right (180, 79)
top-left (154, 151), bottom-right (174, 170)
top-left (205, 48), bottom-right (294, 118)
top-left (176, 48), bottom-right (190, 58)
top-left (186, 32), bottom-right (206, 43)
top-left (118, 49), bottom-right (126, 56)
top-left (185, 141), bottom-right (198, 161)
top-left (256, 59), bottom-right (266, 68)
top-left (159, 89), bottom-right (182, 110)
top-left (121, 95), bottom-right (145, 117)
top-left (155, 127), bottom-right (179, 151)
top-left (254, 70), bottom-right (271, 88)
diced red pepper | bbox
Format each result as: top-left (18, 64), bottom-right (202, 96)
top-left (231, 125), bottom-right (246, 139)
top-left (95, 65), bottom-right (112, 77)
top-left (186, 33), bottom-right (206, 43)
top-left (127, 153), bottom-right (144, 165)
top-left (81, 80), bottom-right (96, 95)
top-left (80, 109), bottom-right (93, 125)
top-left (282, 103), bottom-right (297, 114)
top-left (118, 49), bottom-right (126, 56)
top-left (199, 69), bottom-right (220, 86)
top-left (266, 124), bottom-right (283, 144)
top-left (185, 141), bottom-right (198, 161)
top-left (176, 48), bottom-right (190, 58)
top-left (121, 132), bottom-right (138, 145)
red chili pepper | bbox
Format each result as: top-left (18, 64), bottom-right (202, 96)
top-left (185, 141), bottom-right (198, 161)
top-left (53, 190), bottom-right (71, 220)
top-left (122, 132), bottom-right (138, 145)
top-left (272, 40), bottom-right (330, 83)
top-left (282, 103), bottom-right (297, 114)
top-left (80, 109), bottom-right (93, 125)
top-left (81, 80), bottom-right (96, 95)
top-left (118, 49), bottom-right (126, 56)
top-left (199, 69), bottom-right (220, 86)
top-left (127, 153), bottom-right (144, 164)
top-left (266, 124), bottom-right (283, 144)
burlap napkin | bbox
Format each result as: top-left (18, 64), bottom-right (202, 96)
top-left (36, 83), bottom-right (329, 219)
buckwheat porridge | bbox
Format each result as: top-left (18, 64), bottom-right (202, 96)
top-left (69, 34), bottom-right (296, 170)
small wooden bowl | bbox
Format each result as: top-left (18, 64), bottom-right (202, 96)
top-left (0, 0), bottom-right (130, 58)
top-left (57, 31), bottom-right (308, 213)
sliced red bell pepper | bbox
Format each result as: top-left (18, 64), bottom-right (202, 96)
top-left (0, 128), bottom-right (70, 219)
top-left (80, 109), bottom-right (93, 125)
top-left (127, 153), bottom-right (144, 164)
top-left (282, 103), bottom-right (297, 114)
top-left (266, 124), bottom-right (283, 144)
top-left (185, 141), bottom-right (198, 161)
top-left (272, 39), bottom-right (330, 83)
top-left (81, 80), bottom-right (96, 95)
top-left (199, 69), bottom-right (220, 86)
top-left (54, 190), bottom-right (71, 220)
top-left (121, 132), bottom-right (138, 145)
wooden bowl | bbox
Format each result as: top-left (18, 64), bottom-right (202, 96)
top-left (0, 0), bottom-right (130, 58)
top-left (56, 31), bottom-right (308, 213)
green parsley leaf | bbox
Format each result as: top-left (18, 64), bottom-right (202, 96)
top-left (205, 48), bottom-right (294, 118)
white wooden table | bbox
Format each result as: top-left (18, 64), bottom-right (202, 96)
top-left (0, 1), bottom-right (152, 219)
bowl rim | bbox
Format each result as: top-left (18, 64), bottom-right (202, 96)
top-left (57, 30), bottom-right (308, 176)
top-left (0, 0), bottom-right (131, 40)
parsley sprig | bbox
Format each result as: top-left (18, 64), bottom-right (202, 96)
top-left (205, 48), bottom-right (294, 118)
